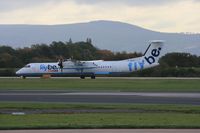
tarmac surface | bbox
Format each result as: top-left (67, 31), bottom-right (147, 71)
top-left (1, 129), bottom-right (200, 133)
top-left (0, 91), bottom-right (200, 105)
top-left (1, 77), bottom-right (200, 79)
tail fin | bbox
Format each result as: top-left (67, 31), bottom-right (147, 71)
top-left (143, 40), bottom-right (164, 65)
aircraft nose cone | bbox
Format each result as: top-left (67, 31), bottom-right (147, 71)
top-left (16, 69), bottom-right (21, 75)
top-left (16, 70), bottom-right (19, 75)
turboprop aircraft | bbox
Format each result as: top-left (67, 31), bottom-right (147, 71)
top-left (16, 40), bottom-right (164, 79)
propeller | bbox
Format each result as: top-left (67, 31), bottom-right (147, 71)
top-left (58, 56), bottom-right (64, 72)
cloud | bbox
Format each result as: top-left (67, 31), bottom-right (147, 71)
top-left (0, 0), bottom-right (199, 32)
top-left (73, 0), bottom-right (182, 6)
top-left (0, 0), bottom-right (199, 12)
top-left (0, 0), bottom-right (50, 12)
top-left (194, 0), bottom-right (200, 2)
top-left (0, 0), bottom-right (189, 12)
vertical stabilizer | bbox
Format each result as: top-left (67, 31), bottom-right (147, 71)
top-left (143, 40), bottom-right (164, 65)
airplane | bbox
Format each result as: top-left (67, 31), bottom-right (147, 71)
top-left (16, 40), bottom-right (164, 79)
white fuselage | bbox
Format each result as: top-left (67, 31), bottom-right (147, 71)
top-left (16, 57), bottom-right (158, 76)
top-left (16, 41), bottom-right (164, 78)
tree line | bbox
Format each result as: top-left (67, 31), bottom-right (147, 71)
top-left (0, 40), bottom-right (200, 77)
top-left (0, 41), bottom-right (142, 68)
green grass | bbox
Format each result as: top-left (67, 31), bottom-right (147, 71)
top-left (0, 78), bottom-right (199, 129)
top-left (1, 102), bottom-right (200, 129)
top-left (0, 113), bottom-right (200, 129)
top-left (1, 102), bottom-right (200, 114)
top-left (0, 78), bottom-right (200, 92)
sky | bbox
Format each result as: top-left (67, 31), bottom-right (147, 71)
top-left (0, 0), bottom-right (200, 33)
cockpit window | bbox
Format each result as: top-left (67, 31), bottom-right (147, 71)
top-left (24, 65), bottom-right (31, 68)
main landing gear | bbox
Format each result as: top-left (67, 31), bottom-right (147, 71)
top-left (80, 75), bottom-right (85, 79)
top-left (91, 75), bottom-right (96, 79)
top-left (80, 75), bottom-right (96, 79)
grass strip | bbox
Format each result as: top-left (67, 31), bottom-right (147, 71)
top-left (0, 78), bottom-right (200, 92)
top-left (0, 113), bottom-right (200, 129)
top-left (0, 102), bottom-right (200, 114)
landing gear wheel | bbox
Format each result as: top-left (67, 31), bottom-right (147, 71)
top-left (22, 76), bottom-right (26, 79)
top-left (91, 75), bottom-right (96, 79)
top-left (80, 75), bottom-right (85, 79)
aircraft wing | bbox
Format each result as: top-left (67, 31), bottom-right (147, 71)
top-left (62, 60), bottom-right (98, 70)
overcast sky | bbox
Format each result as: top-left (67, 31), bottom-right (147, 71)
top-left (0, 0), bottom-right (200, 32)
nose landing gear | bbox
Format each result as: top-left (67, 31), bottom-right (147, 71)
top-left (20, 76), bottom-right (26, 79)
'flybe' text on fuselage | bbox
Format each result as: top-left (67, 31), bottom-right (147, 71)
top-left (40, 64), bottom-right (58, 72)
top-left (128, 60), bottom-right (144, 72)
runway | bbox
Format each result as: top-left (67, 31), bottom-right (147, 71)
top-left (1, 76), bottom-right (200, 79)
top-left (1, 129), bottom-right (200, 133)
top-left (0, 91), bottom-right (200, 105)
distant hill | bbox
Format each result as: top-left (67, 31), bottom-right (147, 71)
top-left (0, 20), bottom-right (200, 55)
